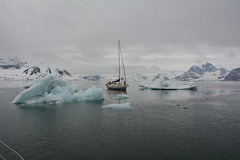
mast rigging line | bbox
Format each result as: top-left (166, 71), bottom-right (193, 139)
top-left (118, 40), bottom-right (127, 83)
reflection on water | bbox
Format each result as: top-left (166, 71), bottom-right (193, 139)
top-left (105, 89), bottom-right (129, 105)
top-left (0, 80), bottom-right (240, 160)
top-left (150, 89), bottom-right (198, 100)
top-left (133, 80), bottom-right (240, 101)
top-left (106, 89), bottom-right (127, 96)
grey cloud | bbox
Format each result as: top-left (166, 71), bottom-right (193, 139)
top-left (194, 55), bottom-right (208, 64)
top-left (224, 52), bottom-right (237, 58)
top-left (0, 0), bottom-right (240, 74)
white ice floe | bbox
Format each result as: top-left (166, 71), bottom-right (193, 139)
top-left (150, 78), bottom-right (197, 90)
top-left (139, 77), bottom-right (197, 90)
top-left (101, 103), bottom-right (132, 110)
top-left (111, 94), bottom-right (129, 100)
top-left (12, 75), bottom-right (103, 104)
top-left (151, 83), bottom-right (197, 90)
top-left (139, 81), bottom-right (150, 90)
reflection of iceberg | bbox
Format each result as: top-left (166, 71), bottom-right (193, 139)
top-left (12, 75), bottom-right (104, 104)
top-left (150, 77), bottom-right (197, 90)
top-left (111, 94), bottom-right (129, 100)
top-left (101, 103), bottom-right (132, 110)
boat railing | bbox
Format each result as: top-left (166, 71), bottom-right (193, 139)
top-left (0, 140), bottom-right (24, 160)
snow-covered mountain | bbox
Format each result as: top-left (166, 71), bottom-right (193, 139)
top-left (0, 57), bottom-right (72, 80)
top-left (81, 75), bottom-right (103, 81)
top-left (224, 67), bottom-right (240, 81)
top-left (174, 62), bottom-right (229, 81)
top-left (2, 58), bottom-right (231, 82)
top-left (0, 57), bottom-right (27, 69)
top-left (129, 74), bottom-right (149, 81)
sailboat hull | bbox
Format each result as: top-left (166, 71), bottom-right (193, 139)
top-left (106, 84), bottom-right (128, 90)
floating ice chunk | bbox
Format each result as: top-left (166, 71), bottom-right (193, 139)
top-left (12, 75), bottom-right (61, 104)
top-left (139, 81), bottom-right (149, 90)
top-left (161, 81), bottom-right (169, 87)
top-left (154, 77), bottom-right (165, 86)
top-left (111, 94), bottom-right (129, 100)
top-left (151, 83), bottom-right (197, 90)
top-left (23, 80), bottom-right (39, 89)
top-left (150, 77), bottom-right (197, 90)
top-left (188, 82), bottom-right (195, 86)
top-left (150, 77), bottom-right (165, 88)
top-left (73, 86), bottom-right (104, 101)
top-left (12, 75), bottom-right (103, 104)
top-left (139, 87), bottom-right (145, 90)
top-left (101, 103), bottom-right (132, 110)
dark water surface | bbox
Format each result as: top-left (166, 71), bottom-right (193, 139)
top-left (0, 80), bottom-right (240, 160)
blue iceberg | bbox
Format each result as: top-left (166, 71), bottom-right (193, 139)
top-left (12, 75), bottom-right (104, 104)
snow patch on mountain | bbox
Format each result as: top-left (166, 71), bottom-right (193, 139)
top-left (174, 62), bottom-right (229, 81)
top-left (0, 57), bottom-right (72, 80)
top-left (0, 57), bottom-right (27, 69)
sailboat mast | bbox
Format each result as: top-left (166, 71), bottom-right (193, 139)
top-left (118, 40), bottom-right (127, 83)
top-left (118, 40), bottom-right (121, 82)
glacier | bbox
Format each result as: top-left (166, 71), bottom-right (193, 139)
top-left (101, 103), bottom-right (132, 110)
top-left (12, 75), bottom-right (103, 104)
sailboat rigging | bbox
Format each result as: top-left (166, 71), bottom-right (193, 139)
top-left (106, 40), bottom-right (128, 90)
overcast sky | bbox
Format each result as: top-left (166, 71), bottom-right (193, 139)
top-left (0, 0), bottom-right (240, 74)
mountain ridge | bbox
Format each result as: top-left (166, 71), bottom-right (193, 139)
top-left (174, 62), bottom-right (228, 81)
top-left (224, 67), bottom-right (240, 81)
top-left (0, 57), bottom-right (72, 80)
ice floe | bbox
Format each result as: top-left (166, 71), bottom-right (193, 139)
top-left (111, 94), bottom-right (129, 100)
top-left (140, 77), bottom-right (197, 90)
top-left (12, 75), bottom-right (103, 104)
top-left (139, 81), bottom-right (150, 89)
top-left (101, 103), bottom-right (132, 110)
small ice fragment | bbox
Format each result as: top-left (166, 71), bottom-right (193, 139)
top-left (111, 94), bottom-right (129, 100)
top-left (139, 81), bottom-right (149, 89)
top-left (101, 103), bottom-right (132, 110)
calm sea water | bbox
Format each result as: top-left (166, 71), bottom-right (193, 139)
top-left (0, 80), bottom-right (240, 160)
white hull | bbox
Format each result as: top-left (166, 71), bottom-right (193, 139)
top-left (106, 84), bottom-right (128, 90)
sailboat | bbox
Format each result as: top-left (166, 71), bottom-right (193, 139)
top-left (106, 40), bottom-right (128, 90)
